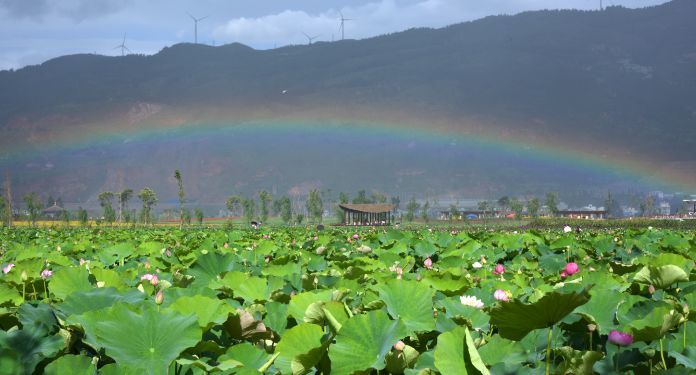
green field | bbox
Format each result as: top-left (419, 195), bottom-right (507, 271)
top-left (0, 226), bottom-right (694, 374)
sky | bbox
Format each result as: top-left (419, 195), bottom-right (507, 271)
top-left (0, 0), bottom-right (670, 71)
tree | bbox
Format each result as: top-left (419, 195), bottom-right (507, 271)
top-left (46, 195), bottom-right (55, 208)
top-left (0, 196), bottom-right (5, 226)
top-left (243, 198), bottom-right (256, 223)
top-left (477, 200), bottom-right (490, 218)
top-left (604, 191), bottom-right (623, 218)
top-left (421, 201), bottom-right (430, 223)
top-left (405, 197), bottom-right (420, 223)
top-left (306, 189), bottom-right (323, 223)
top-left (226, 195), bottom-right (242, 217)
top-left (194, 208), bottom-right (204, 225)
top-left (353, 190), bottom-right (370, 204)
top-left (390, 196), bottom-right (400, 214)
top-left (278, 196), bottom-right (293, 224)
top-left (509, 198), bottom-right (524, 218)
top-left (527, 198), bottom-right (540, 217)
top-left (182, 208), bottom-right (192, 225)
top-left (77, 207), bottom-right (88, 226)
top-left (138, 188), bottom-right (158, 225)
top-left (98, 192), bottom-right (116, 224)
top-left (335, 192), bottom-right (349, 223)
top-left (174, 170), bottom-right (186, 229)
top-left (449, 204), bottom-right (459, 221)
top-left (118, 189), bottom-right (133, 223)
top-left (545, 192), bottom-right (559, 216)
top-left (60, 209), bottom-right (70, 226)
top-left (371, 192), bottom-right (387, 204)
top-left (640, 195), bottom-right (656, 217)
top-left (259, 191), bottom-right (272, 222)
top-left (295, 213), bottom-right (304, 225)
top-left (23, 192), bottom-right (42, 226)
top-left (497, 196), bottom-right (510, 211)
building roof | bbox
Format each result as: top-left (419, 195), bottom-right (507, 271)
top-left (558, 210), bottom-right (607, 214)
top-left (43, 204), bottom-right (66, 213)
top-left (339, 203), bottom-right (395, 213)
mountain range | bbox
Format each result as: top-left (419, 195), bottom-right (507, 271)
top-left (1, 0), bottom-right (695, 208)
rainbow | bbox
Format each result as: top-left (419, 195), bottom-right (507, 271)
top-left (1, 105), bottom-right (693, 192)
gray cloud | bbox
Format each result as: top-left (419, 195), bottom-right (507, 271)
top-left (0, 0), bottom-right (130, 21)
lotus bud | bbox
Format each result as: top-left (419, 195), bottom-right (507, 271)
top-left (564, 262), bottom-right (579, 275)
top-left (154, 290), bottom-right (164, 305)
top-left (648, 285), bottom-right (656, 294)
top-left (587, 324), bottom-right (597, 332)
top-left (608, 330), bottom-right (633, 346)
top-left (223, 242), bottom-right (229, 248)
top-left (21, 270), bottom-right (28, 281)
top-left (424, 257), bottom-right (433, 269)
top-left (393, 340), bottom-right (405, 351)
top-left (644, 348), bottom-right (656, 358)
top-left (96, 281), bottom-right (105, 288)
top-left (493, 264), bottom-right (505, 275)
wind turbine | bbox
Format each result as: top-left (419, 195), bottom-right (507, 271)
top-left (302, 32), bottom-right (321, 45)
top-left (600, 0), bottom-right (603, 11)
top-left (338, 11), bottom-right (352, 40)
top-left (187, 12), bottom-right (209, 44)
top-left (113, 34), bottom-right (131, 56)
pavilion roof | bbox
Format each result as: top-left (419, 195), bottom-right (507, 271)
top-left (42, 204), bottom-right (66, 213)
top-left (339, 204), bottom-right (395, 213)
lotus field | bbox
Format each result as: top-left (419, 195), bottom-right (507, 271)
top-left (0, 226), bottom-right (694, 374)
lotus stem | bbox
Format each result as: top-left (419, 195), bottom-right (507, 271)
top-left (258, 352), bottom-right (280, 373)
top-left (684, 320), bottom-right (688, 349)
top-left (546, 326), bottom-right (553, 375)
top-left (44, 279), bottom-right (48, 300)
top-left (589, 332), bottom-right (593, 351)
top-left (30, 282), bottom-right (37, 300)
top-left (659, 338), bottom-right (666, 369)
top-left (22, 282), bottom-right (25, 300)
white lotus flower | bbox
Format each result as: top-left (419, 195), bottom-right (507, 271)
top-left (460, 295), bottom-right (484, 309)
top-left (472, 261), bottom-right (483, 269)
top-left (563, 226), bottom-right (572, 233)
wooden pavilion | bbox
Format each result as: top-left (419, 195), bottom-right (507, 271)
top-left (42, 203), bottom-right (66, 219)
top-left (339, 204), bottom-right (396, 226)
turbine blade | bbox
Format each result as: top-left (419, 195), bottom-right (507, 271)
top-left (198, 15), bottom-right (209, 21)
top-left (186, 12), bottom-right (196, 20)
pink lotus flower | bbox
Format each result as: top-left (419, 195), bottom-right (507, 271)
top-left (223, 242), bottom-right (229, 248)
top-left (560, 270), bottom-right (568, 278)
top-left (395, 266), bottom-right (403, 280)
top-left (565, 262), bottom-right (579, 275)
top-left (393, 340), bottom-right (405, 351)
top-left (648, 285), bottom-right (656, 294)
top-left (493, 264), bottom-right (505, 275)
top-left (424, 257), bottom-right (433, 269)
top-left (165, 249), bottom-right (172, 257)
top-left (352, 234), bottom-right (360, 240)
top-left (141, 273), bottom-right (159, 286)
top-left (313, 236), bottom-right (318, 241)
top-left (79, 258), bottom-right (86, 266)
top-left (2, 264), bottom-right (15, 274)
top-left (263, 234), bottom-right (270, 239)
top-left (608, 330), bottom-right (633, 346)
top-left (494, 289), bottom-right (511, 302)
top-left (40, 269), bottom-right (53, 279)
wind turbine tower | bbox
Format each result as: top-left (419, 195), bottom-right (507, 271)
top-left (187, 12), bottom-right (209, 44)
top-left (600, 0), bottom-right (603, 10)
top-left (302, 32), bottom-right (321, 45)
top-left (338, 11), bottom-right (352, 40)
top-left (113, 34), bottom-right (131, 56)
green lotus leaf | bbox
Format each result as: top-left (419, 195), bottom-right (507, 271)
top-left (633, 265), bottom-right (688, 290)
top-left (575, 289), bottom-right (623, 335)
top-left (19, 302), bottom-right (58, 336)
top-left (478, 335), bottom-right (527, 368)
top-left (59, 288), bottom-right (144, 318)
top-left (187, 252), bottom-right (236, 287)
top-left (79, 302), bottom-right (201, 375)
top-left (236, 276), bottom-right (269, 303)
top-left (90, 268), bottom-right (129, 290)
top-left (49, 266), bottom-right (92, 300)
top-left (625, 304), bottom-right (682, 342)
top-left (0, 283), bottom-right (23, 307)
top-left (669, 348), bottom-right (696, 369)
top-left (329, 310), bottom-right (408, 375)
top-left (404, 350), bottom-right (436, 375)
top-left (438, 297), bottom-right (490, 331)
top-left (275, 322), bottom-right (325, 375)
top-left (489, 287), bottom-right (591, 340)
top-left (378, 279), bottom-right (435, 334)
top-left (303, 300), bottom-right (350, 332)
top-left (264, 301), bottom-right (289, 335)
top-left (434, 326), bottom-right (490, 375)
top-left (166, 295), bottom-right (235, 331)
top-left (0, 328), bottom-right (64, 375)
top-left (287, 290), bottom-right (334, 321)
top-left (218, 342), bottom-right (271, 370)
top-left (44, 354), bottom-right (96, 375)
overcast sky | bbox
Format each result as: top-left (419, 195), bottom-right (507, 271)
top-left (0, 0), bottom-right (669, 71)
